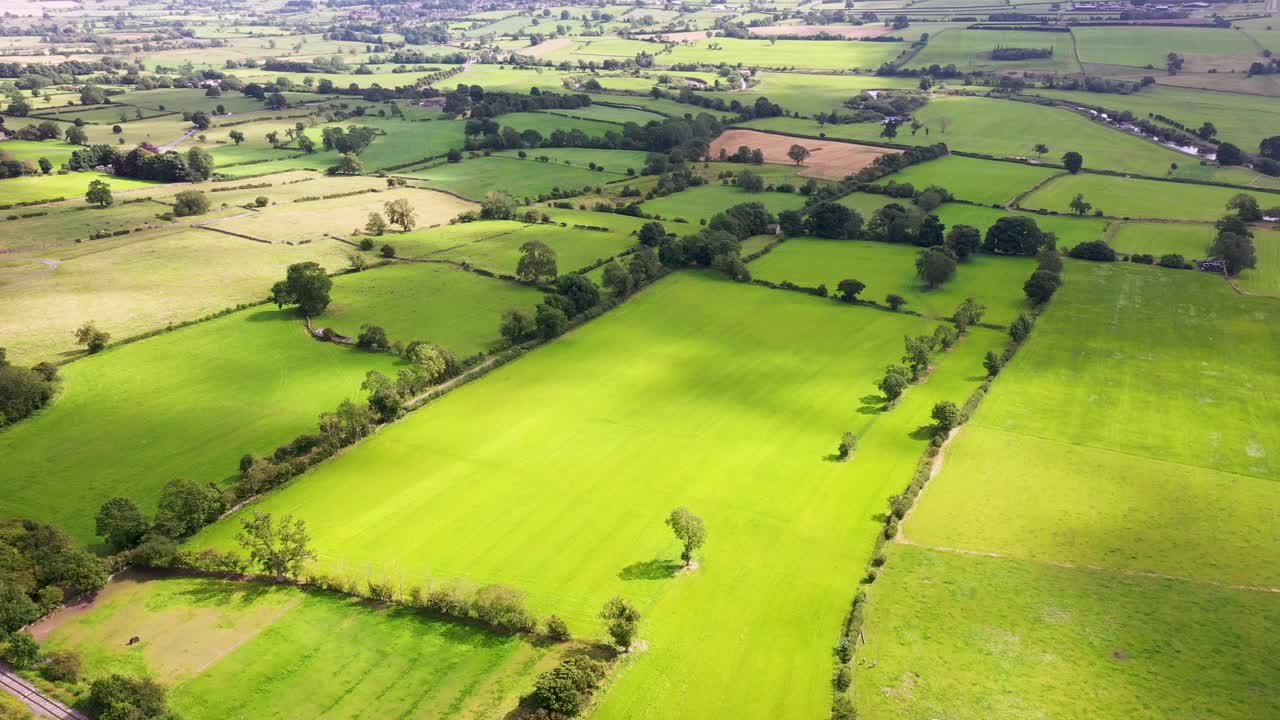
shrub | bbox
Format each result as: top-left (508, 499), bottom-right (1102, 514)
top-left (1159, 253), bottom-right (1190, 269)
top-left (532, 656), bottom-right (606, 716)
top-left (832, 694), bottom-right (857, 720)
top-left (1009, 313), bottom-right (1033, 342)
top-left (41, 649), bottom-right (81, 683)
top-left (833, 664), bottom-right (852, 691)
top-left (885, 294), bottom-right (907, 311)
top-left (2, 632), bottom-right (39, 669)
top-left (471, 584), bottom-right (536, 632)
top-left (255, 196), bottom-right (269, 207)
top-left (837, 432), bottom-right (857, 460)
top-left (545, 615), bottom-right (571, 642)
top-left (380, 243), bottom-right (396, 258)
top-left (87, 674), bottom-right (173, 720)
top-left (356, 324), bottom-right (390, 352)
top-left (931, 400), bottom-right (962, 435)
top-left (172, 190), bottom-right (210, 217)
top-left (1067, 240), bottom-right (1116, 262)
top-left (358, 237), bottom-right (375, 251)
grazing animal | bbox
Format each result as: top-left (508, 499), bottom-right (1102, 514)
top-left (127, 636), bottom-right (140, 645)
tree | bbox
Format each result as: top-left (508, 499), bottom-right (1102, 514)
top-left (533, 656), bottom-right (605, 715)
top-left (88, 674), bottom-right (173, 720)
top-left (878, 364), bottom-right (912, 402)
top-left (41, 648), bottom-right (82, 683)
top-left (480, 191), bottom-right (517, 220)
top-left (365, 212), bottom-right (387, 235)
top-left (190, 111), bottom-right (211, 130)
top-left (297, 135), bottom-right (316, 154)
top-left (931, 400), bottom-right (961, 436)
top-left (1069, 193), bottom-right (1092, 216)
top-left (915, 246), bottom-right (956, 289)
top-left (805, 202), bottom-right (861, 239)
top-left (885, 293), bottom-right (907, 312)
top-left (600, 597), bottom-right (640, 650)
top-left (516, 240), bottom-right (558, 283)
top-left (983, 215), bottom-right (1046, 256)
top-left (1261, 135), bottom-right (1280, 161)
top-left (229, 130), bottom-right (245, 145)
top-left (384, 198), bottom-right (417, 231)
top-left (555, 274), bottom-right (600, 314)
top-left (1061, 151), bottom-right (1083, 174)
top-left (601, 261), bottom-right (633, 297)
top-left (237, 511), bottom-right (316, 580)
top-left (638, 221), bottom-right (667, 247)
top-left (836, 278), bottom-right (865, 302)
top-left (172, 190), bottom-right (209, 217)
top-left (665, 507), bottom-right (706, 566)
top-left (74, 322), bottom-right (110, 353)
top-left (953, 297), bottom-right (986, 333)
top-left (1009, 313), bottom-right (1033, 342)
top-left (778, 209), bottom-right (804, 236)
top-left (186, 147), bottom-right (215, 181)
top-left (3, 631), bottom-right (39, 669)
top-left (1216, 142), bottom-right (1244, 166)
top-left (402, 342), bottom-right (457, 388)
top-left (545, 616), bottom-right (571, 642)
top-left (1211, 231), bottom-right (1256, 275)
top-left (446, 148), bottom-right (463, 163)
top-left (903, 335), bottom-right (932, 379)
top-left (330, 152), bottom-right (364, 175)
top-left (983, 350), bottom-right (1003, 377)
top-left (37, 157), bottom-right (52, 175)
top-left (944, 224), bottom-right (981, 261)
top-left (64, 125), bottom-right (88, 145)
top-left (500, 309), bottom-right (536, 342)
top-left (837, 432), bottom-right (857, 461)
top-left (356, 324), bottom-right (390, 352)
top-left (915, 214), bottom-right (945, 247)
top-left (787, 143), bottom-right (811, 165)
top-left (150, 478), bottom-right (224, 540)
top-left (1023, 268), bottom-right (1061, 304)
top-left (1033, 143), bottom-right (1049, 158)
top-left (271, 261), bottom-right (333, 316)
top-left (1227, 193), bottom-right (1263, 222)
top-left (735, 170), bottom-right (764, 192)
top-left (85, 179), bottom-right (113, 208)
top-left (536, 304), bottom-right (568, 339)
top-left (95, 498), bottom-right (147, 552)
top-left (629, 246), bottom-right (661, 283)
top-left (1197, 121), bottom-right (1217, 140)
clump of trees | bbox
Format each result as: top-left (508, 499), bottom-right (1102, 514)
top-left (67, 144), bottom-right (216, 182)
top-left (0, 518), bottom-right (109, 637)
top-left (0, 349), bottom-right (57, 428)
top-left (74, 322), bottom-right (111, 354)
top-left (600, 596), bottom-right (641, 651)
top-left (172, 190), bottom-right (209, 217)
top-left (1023, 247), bottom-right (1064, 304)
top-left (531, 655), bottom-right (608, 717)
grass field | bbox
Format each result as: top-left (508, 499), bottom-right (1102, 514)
top-left (0, 138), bottom-right (82, 166)
top-left (401, 155), bottom-right (626, 201)
top-left (743, 95), bottom-right (1203, 177)
top-left (40, 574), bottom-right (558, 719)
top-left (430, 222), bottom-right (636, 274)
top-left (709, 72), bottom-right (918, 117)
top-left (912, 28), bottom-right (1080, 73)
top-left (661, 37), bottom-right (904, 70)
top-left (882, 155), bottom-right (1061, 206)
top-left (637, 184), bottom-right (808, 224)
top-left (1236, 227), bottom-right (1280, 297)
top-left (750, 238), bottom-right (1034, 324)
top-left (856, 545), bottom-right (1280, 720)
top-left (933, 203), bottom-right (1109, 248)
top-left (1072, 26), bottom-right (1259, 68)
top-left (321, 262), bottom-right (545, 355)
top-left (189, 271), bottom-right (1005, 718)
top-left (494, 111), bottom-right (620, 139)
top-left (208, 188), bottom-right (474, 243)
top-left (0, 306), bottom-right (398, 544)
top-left (1107, 222), bottom-right (1212, 258)
top-left (0, 171), bottom-right (156, 205)
top-left (1022, 173), bottom-right (1274, 221)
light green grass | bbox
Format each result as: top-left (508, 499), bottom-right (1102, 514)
top-left (539, 104), bottom-right (667, 124)
top-left (883, 155), bottom-right (1061, 205)
top-left (41, 575), bottom-right (557, 720)
top-left (0, 139), bottom-right (82, 166)
top-left (1072, 26), bottom-right (1259, 67)
top-left (494, 111), bottom-right (620, 139)
top-left (1023, 173), bottom-right (1275, 221)
top-left (322, 262), bottom-right (545, 355)
top-left (856, 545), bottom-right (1280, 720)
top-left (402, 155), bottom-right (625, 201)
top-left (494, 147), bottom-right (650, 173)
top-left (934, 203), bottom-right (1109, 247)
top-left (743, 95), bottom-right (1199, 176)
top-left (662, 37), bottom-right (904, 70)
top-left (0, 172), bottom-right (156, 205)
top-left (715, 72), bottom-right (919, 117)
top-left (750, 237), bottom-right (1034, 323)
top-left (912, 28), bottom-right (1080, 73)
top-left (638, 184), bottom-right (808, 224)
top-left (1236, 227), bottom-right (1280, 297)
top-left (190, 272), bottom-right (1004, 718)
top-left (1107, 222), bottom-right (1212, 257)
top-left (0, 306), bottom-right (398, 544)
top-left (430, 222), bottom-right (636, 274)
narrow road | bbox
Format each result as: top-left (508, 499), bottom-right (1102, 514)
top-left (0, 663), bottom-right (88, 719)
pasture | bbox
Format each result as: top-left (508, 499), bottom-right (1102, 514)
top-left (710, 72), bottom-right (918, 117)
top-left (637, 184), bottom-right (809, 224)
top-left (189, 272), bottom-right (1005, 718)
top-left (933, 203), bottom-right (1109, 248)
top-left (1022, 173), bottom-right (1273, 221)
top-left (750, 237), bottom-right (1034, 324)
top-left (206, 188), bottom-right (474, 243)
top-left (1107, 222), bottom-right (1213, 258)
top-left (660, 37), bottom-right (904, 70)
top-left (1236, 228), bottom-right (1280, 297)
top-left (322, 262), bottom-right (545, 356)
top-left (911, 28), bottom-right (1081, 73)
top-left (882, 155), bottom-right (1060, 206)
top-left (39, 575), bottom-right (557, 720)
top-left (400, 155), bottom-right (627, 201)
top-left (0, 305), bottom-right (398, 544)
top-left (0, 171), bottom-right (156, 205)
top-left (428, 222), bottom-right (636, 275)
top-left (1072, 26), bottom-right (1260, 68)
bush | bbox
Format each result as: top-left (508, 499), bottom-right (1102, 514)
top-left (1067, 240), bottom-right (1116, 262)
top-left (532, 656), bottom-right (606, 716)
top-left (357, 324), bottom-right (390, 352)
top-left (358, 237), bottom-right (375, 251)
top-left (832, 694), bottom-right (857, 720)
top-left (172, 190), bottom-right (210, 217)
top-left (87, 674), bottom-right (173, 720)
top-left (545, 615), bottom-right (571, 642)
top-left (255, 196), bottom-right (269, 207)
top-left (41, 649), bottom-right (81, 683)
top-left (833, 664), bottom-right (852, 691)
top-left (1009, 313), bottom-right (1033, 342)
top-left (2, 631), bottom-right (39, 669)
top-left (470, 584), bottom-right (536, 632)
top-left (380, 243), bottom-right (396, 258)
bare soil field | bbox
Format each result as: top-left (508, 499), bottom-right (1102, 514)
top-left (710, 128), bottom-right (896, 180)
top-left (522, 36), bottom-right (574, 57)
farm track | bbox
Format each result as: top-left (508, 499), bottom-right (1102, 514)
top-left (0, 663), bottom-right (87, 719)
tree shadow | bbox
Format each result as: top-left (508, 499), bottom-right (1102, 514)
top-left (909, 424), bottom-right (937, 441)
top-left (618, 558), bottom-right (681, 581)
top-left (858, 394), bottom-right (888, 416)
top-left (243, 307), bottom-right (298, 322)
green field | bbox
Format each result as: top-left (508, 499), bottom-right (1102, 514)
top-left (882, 155), bottom-right (1060, 206)
top-left (1072, 26), bottom-right (1259, 68)
top-left (638, 184), bottom-right (808, 224)
top-left (856, 545), bottom-right (1280, 720)
top-left (189, 272), bottom-right (1005, 718)
top-left (0, 139), bottom-right (82, 166)
top-left (401, 155), bottom-right (626, 201)
top-left (912, 28), bottom-right (1080, 73)
top-left (0, 307), bottom-right (398, 544)
top-left (743, 95), bottom-right (1206, 177)
top-left (1235, 227), bottom-right (1280, 297)
top-left (321, 262), bottom-right (545, 355)
top-left (433, 222), bottom-right (636, 274)
top-left (494, 111), bottom-right (620, 139)
top-left (0, 172), bottom-right (156, 205)
top-left (750, 237), bottom-right (1034, 324)
top-left (933, 203), bottom-right (1109, 248)
top-left (707, 72), bottom-right (918, 117)
top-left (1022, 173), bottom-right (1275, 221)
top-left (1107, 222), bottom-right (1213, 258)
top-left (661, 37), bottom-right (904, 70)
top-left (40, 575), bottom-right (557, 719)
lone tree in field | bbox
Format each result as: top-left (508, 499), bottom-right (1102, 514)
top-left (229, 130), bottom-right (245, 145)
top-left (384, 198), bottom-right (416, 231)
top-left (836, 278), bottom-right (865, 303)
top-left (837, 432), bottom-right (857, 461)
top-left (85, 179), bottom-right (113, 207)
top-left (787, 143), bottom-right (811, 165)
top-left (1069, 193), bottom-right (1093, 216)
top-left (1033, 143), bottom-right (1049, 158)
top-left (237, 511), bottom-right (316, 581)
top-left (1061, 151), bottom-right (1083, 174)
top-left (666, 507), bottom-right (706, 566)
top-left (271, 262), bottom-right (333, 316)
top-left (74, 322), bottom-right (110, 353)
top-left (172, 190), bottom-right (209, 217)
top-left (516, 240), bottom-right (558, 283)
top-left (365, 212), bottom-right (387, 235)
top-left (915, 246), bottom-right (956, 289)
top-left (600, 597), bottom-right (641, 651)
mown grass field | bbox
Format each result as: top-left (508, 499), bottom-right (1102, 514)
top-left (210, 188), bottom-right (474, 243)
top-left (1237, 228), bottom-right (1280, 297)
top-left (750, 238), bottom-right (1034, 324)
top-left (0, 138), bottom-right (82, 165)
top-left (882, 155), bottom-right (1060, 206)
top-left (190, 272), bottom-right (1006, 719)
top-left (40, 575), bottom-right (557, 720)
top-left (0, 171), bottom-right (156, 205)
top-left (430, 222), bottom-right (636, 274)
top-left (322, 262), bottom-right (545, 355)
top-left (660, 37), bottom-right (903, 70)
top-left (1022, 173), bottom-right (1274, 221)
top-left (706, 72), bottom-right (918, 117)
top-left (911, 28), bottom-right (1080, 73)
top-left (637, 184), bottom-right (808, 224)
top-left (743, 96), bottom-right (1201, 177)
top-left (0, 306), bottom-right (398, 544)
top-left (1107, 222), bottom-right (1213, 258)
top-left (1072, 26), bottom-right (1259, 68)
top-left (401, 155), bottom-right (625, 201)
top-left (856, 545), bottom-right (1280, 720)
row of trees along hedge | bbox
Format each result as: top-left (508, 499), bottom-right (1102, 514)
top-left (66, 143), bottom-right (216, 182)
top-left (0, 348), bottom-right (58, 428)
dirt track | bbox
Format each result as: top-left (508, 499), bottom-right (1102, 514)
top-left (710, 129), bottom-right (896, 180)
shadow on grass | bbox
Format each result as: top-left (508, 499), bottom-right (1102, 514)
top-left (909, 424), bottom-right (937, 441)
top-left (618, 558), bottom-right (681, 581)
top-left (859, 393), bottom-right (888, 416)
